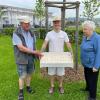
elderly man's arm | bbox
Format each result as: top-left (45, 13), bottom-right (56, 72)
top-left (41, 40), bottom-right (48, 52)
top-left (12, 33), bottom-right (42, 56)
top-left (17, 44), bottom-right (41, 56)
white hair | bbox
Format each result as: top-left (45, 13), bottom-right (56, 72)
top-left (82, 20), bottom-right (96, 31)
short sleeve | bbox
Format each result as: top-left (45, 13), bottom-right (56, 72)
top-left (64, 32), bottom-right (69, 42)
top-left (45, 33), bottom-right (50, 42)
top-left (12, 33), bottom-right (22, 45)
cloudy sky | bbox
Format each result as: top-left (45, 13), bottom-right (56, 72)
top-left (0, 0), bottom-right (99, 18)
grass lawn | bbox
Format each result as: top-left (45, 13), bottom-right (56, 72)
top-left (0, 35), bottom-right (100, 100)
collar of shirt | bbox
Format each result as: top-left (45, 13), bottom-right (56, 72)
top-left (21, 28), bottom-right (29, 34)
top-left (85, 32), bottom-right (96, 41)
top-left (53, 30), bottom-right (61, 34)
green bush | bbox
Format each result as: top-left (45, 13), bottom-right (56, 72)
top-left (2, 27), bottom-right (15, 36)
top-left (65, 28), bottom-right (83, 44)
top-left (37, 28), bottom-right (46, 39)
top-left (96, 28), bottom-right (100, 34)
top-left (37, 27), bottom-right (84, 44)
top-left (1, 27), bottom-right (100, 43)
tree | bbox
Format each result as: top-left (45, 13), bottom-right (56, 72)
top-left (82, 0), bottom-right (100, 20)
top-left (34, 0), bottom-right (45, 28)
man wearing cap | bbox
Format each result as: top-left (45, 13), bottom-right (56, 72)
top-left (12, 16), bottom-right (42, 100)
top-left (41, 16), bottom-right (73, 94)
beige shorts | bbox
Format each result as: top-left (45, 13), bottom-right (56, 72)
top-left (48, 67), bottom-right (65, 76)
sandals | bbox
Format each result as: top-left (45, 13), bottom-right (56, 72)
top-left (18, 87), bottom-right (35, 100)
top-left (49, 87), bottom-right (64, 94)
top-left (26, 87), bottom-right (35, 94)
top-left (18, 92), bottom-right (24, 100)
top-left (49, 87), bottom-right (55, 94)
top-left (59, 87), bottom-right (64, 94)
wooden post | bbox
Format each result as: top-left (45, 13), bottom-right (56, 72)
top-left (33, 15), bottom-right (35, 28)
top-left (61, 0), bottom-right (66, 30)
top-left (75, 3), bottom-right (79, 71)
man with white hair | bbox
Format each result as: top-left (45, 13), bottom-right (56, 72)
top-left (80, 20), bottom-right (100, 100)
top-left (12, 16), bottom-right (42, 100)
top-left (41, 16), bottom-right (73, 94)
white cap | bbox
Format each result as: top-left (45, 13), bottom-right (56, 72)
top-left (18, 16), bottom-right (30, 23)
top-left (53, 16), bottom-right (61, 22)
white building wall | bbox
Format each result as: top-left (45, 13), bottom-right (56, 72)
top-left (0, 5), bottom-right (34, 28)
top-left (0, 5), bottom-right (53, 28)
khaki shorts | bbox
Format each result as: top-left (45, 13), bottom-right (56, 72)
top-left (48, 67), bottom-right (65, 76)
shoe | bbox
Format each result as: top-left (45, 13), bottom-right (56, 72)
top-left (18, 92), bottom-right (24, 100)
top-left (26, 86), bottom-right (35, 94)
top-left (59, 87), bottom-right (64, 94)
top-left (49, 87), bottom-right (55, 94)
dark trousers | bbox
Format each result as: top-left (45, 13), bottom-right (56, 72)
top-left (84, 67), bottom-right (99, 99)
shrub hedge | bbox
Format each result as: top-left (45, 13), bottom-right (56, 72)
top-left (1, 27), bottom-right (100, 43)
top-left (2, 27), bottom-right (15, 36)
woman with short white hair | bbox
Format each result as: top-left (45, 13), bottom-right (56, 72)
top-left (80, 20), bottom-right (100, 100)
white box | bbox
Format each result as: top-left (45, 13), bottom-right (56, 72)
top-left (40, 52), bottom-right (74, 68)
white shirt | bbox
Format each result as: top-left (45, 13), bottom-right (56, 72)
top-left (45, 30), bottom-right (69, 52)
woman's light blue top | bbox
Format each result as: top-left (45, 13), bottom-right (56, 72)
top-left (80, 32), bottom-right (100, 69)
